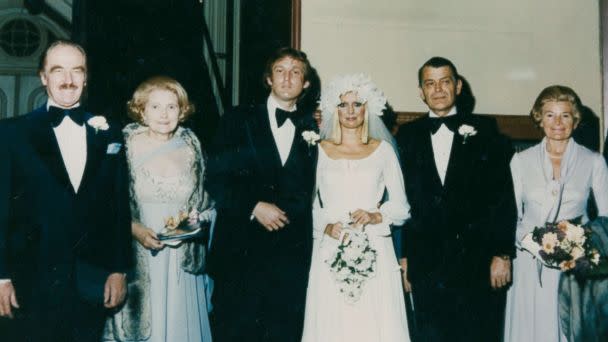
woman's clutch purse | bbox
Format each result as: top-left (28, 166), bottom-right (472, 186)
top-left (157, 209), bottom-right (205, 242)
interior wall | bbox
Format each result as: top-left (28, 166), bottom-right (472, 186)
top-left (301, 0), bottom-right (601, 117)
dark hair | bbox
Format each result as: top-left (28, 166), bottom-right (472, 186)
top-left (262, 47), bottom-right (312, 89)
top-left (417, 56), bottom-right (459, 87)
top-left (38, 39), bottom-right (87, 73)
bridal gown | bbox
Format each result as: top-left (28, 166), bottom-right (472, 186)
top-left (302, 140), bottom-right (411, 342)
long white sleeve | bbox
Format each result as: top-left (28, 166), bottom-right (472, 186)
top-left (377, 144), bottom-right (410, 227)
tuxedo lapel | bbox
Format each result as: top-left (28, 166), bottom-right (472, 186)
top-left (247, 106), bottom-right (282, 176)
top-left (419, 117), bottom-right (444, 192)
top-left (443, 117), bottom-right (473, 193)
top-left (26, 110), bottom-right (73, 193)
top-left (77, 119), bottom-right (104, 194)
top-left (284, 121), bottom-right (315, 168)
top-left (443, 132), bottom-right (464, 190)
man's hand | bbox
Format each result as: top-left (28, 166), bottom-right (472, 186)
top-left (399, 258), bottom-right (412, 293)
top-left (490, 256), bottom-right (511, 289)
top-left (104, 273), bottom-right (127, 309)
top-left (253, 202), bottom-right (289, 231)
top-left (0, 281), bottom-right (19, 318)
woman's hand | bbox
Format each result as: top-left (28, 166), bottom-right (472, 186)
top-left (324, 222), bottom-right (344, 240)
top-left (350, 209), bottom-right (382, 228)
top-left (132, 222), bottom-right (164, 251)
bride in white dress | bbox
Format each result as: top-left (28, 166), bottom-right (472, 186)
top-left (302, 74), bottom-right (411, 342)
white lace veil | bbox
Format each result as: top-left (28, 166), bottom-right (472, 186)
top-left (319, 73), bottom-right (397, 151)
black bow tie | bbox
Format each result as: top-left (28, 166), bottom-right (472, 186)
top-left (428, 115), bottom-right (460, 134)
top-left (275, 108), bottom-right (297, 128)
top-left (49, 106), bottom-right (85, 127)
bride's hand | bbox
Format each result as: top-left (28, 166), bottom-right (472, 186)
top-left (350, 209), bottom-right (382, 228)
top-left (132, 222), bottom-right (164, 251)
top-left (324, 222), bottom-right (344, 240)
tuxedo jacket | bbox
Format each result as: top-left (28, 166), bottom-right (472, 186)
top-left (0, 106), bottom-right (132, 306)
top-left (205, 104), bottom-right (317, 279)
top-left (395, 113), bottom-right (516, 288)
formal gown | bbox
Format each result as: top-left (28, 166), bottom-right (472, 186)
top-left (106, 129), bottom-right (212, 342)
top-left (302, 140), bottom-right (411, 342)
top-left (504, 138), bottom-right (608, 342)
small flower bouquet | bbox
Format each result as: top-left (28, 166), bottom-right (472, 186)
top-left (458, 124), bottom-right (477, 144)
top-left (158, 208), bottom-right (203, 242)
top-left (522, 220), bottom-right (603, 274)
top-left (302, 130), bottom-right (320, 146)
top-left (325, 225), bottom-right (377, 303)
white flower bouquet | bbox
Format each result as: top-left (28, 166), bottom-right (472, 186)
top-left (302, 130), bottom-right (320, 146)
top-left (87, 116), bottom-right (109, 132)
top-left (522, 220), bottom-right (603, 273)
top-left (457, 124), bottom-right (477, 144)
top-left (325, 225), bottom-right (377, 303)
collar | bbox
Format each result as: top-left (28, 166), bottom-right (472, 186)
top-left (429, 106), bottom-right (457, 118)
top-left (46, 99), bottom-right (81, 111)
top-left (267, 95), bottom-right (297, 126)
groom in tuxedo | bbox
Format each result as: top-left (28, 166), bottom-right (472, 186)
top-left (0, 40), bottom-right (131, 341)
top-left (207, 47), bottom-right (317, 342)
top-left (396, 57), bottom-right (516, 341)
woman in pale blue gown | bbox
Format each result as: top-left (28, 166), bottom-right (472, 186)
top-left (504, 85), bottom-right (608, 342)
top-left (104, 76), bottom-right (213, 342)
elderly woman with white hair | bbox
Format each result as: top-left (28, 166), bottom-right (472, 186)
top-left (301, 74), bottom-right (411, 342)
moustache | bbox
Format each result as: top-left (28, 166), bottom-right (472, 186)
top-left (59, 84), bottom-right (79, 90)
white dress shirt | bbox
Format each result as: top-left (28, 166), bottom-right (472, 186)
top-left (430, 107), bottom-right (457, 185)
top-left (267, 95), bottom-right (295, 166)
top-left (49, 99), bottom-right (87, 192)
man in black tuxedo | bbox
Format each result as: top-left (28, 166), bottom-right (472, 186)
top-left (206, 47), bottom-right (317, 342)
top-left (396, 57), bottom-right (516, 341)
top-left (0, 40), bottom-right (131, 341)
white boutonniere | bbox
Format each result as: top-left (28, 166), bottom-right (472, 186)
top-left (302, 130), bottom-right (320, 146)
top-left (87, 116), bottom-right (109, 132)
top-left (458, 124), bottom-right (477, 144)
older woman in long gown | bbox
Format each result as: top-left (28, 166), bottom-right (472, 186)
top-left (104, 76), bottom-right (213, 342)
top-left (504, 85), bottom-right (608, 342)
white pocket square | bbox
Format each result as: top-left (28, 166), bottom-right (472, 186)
top-left (106, 143), bottom-right (122, 154)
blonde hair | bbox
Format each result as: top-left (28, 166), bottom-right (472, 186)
top-left (329, 103), bottom-right (369, 145)
top-left (127, 76), bottom-right (195, 124)
top-left (320, 74), bottom-right (396, 150)
top-left (530, 85), bottom-right (581, 128)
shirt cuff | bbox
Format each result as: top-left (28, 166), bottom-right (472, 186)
top-left (0, 279), bottom-right (11, 284)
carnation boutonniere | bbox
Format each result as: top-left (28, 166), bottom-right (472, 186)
top-left (87, 116), bottom-right (109, 133)
top-left (457, 124), bottom-right (477, 144)
top-left (302, 130), bottom-right (320, 146)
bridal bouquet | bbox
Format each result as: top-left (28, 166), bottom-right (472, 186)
top-left (325, 225), bottom-right (377, 303)
top-left (522, 220), bottom-right (602, 273)
top-left (158, 208), bottom-right (203, 242)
